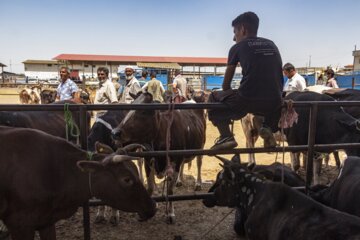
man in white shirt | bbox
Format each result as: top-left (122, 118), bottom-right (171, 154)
top-left (119, 66), bottom-right (141, 103)
top-left (283, 63), bottom-right (307, 92)
top-left (94, 67), bottom-right (118, 105)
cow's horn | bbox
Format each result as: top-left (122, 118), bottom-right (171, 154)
top-left (112, 155), bottom-right (141, 163)
top-left (215, 155), bottom-right (231, 163)
top-left (122, 143), bottom-right (147, 152)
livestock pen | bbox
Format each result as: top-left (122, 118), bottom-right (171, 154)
top-left (0, 99), bottom-right (360, 239)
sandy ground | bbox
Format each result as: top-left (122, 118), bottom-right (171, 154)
top-left (0, 88), bottom-right (341, 240)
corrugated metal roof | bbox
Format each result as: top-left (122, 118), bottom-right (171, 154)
top-left (53, 54), bottom-right (227, 65)
top-left (136, 62), bottom-right (181, 69)
top-left (0, 63), bottom-right (7, 67)
top-left (23, 60), bottom-right (59, 64)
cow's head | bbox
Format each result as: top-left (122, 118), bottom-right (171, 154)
top-left (40, 89), bottom-right (57, 104)
top-left (77, 142), bottom-right (156, 221)
top-left (203, 155), bottom-right (263, 210)
top-left (112, 92), bottom-right (159, 145)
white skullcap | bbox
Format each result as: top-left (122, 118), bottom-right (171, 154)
top-left (125, 65), bottom-right (134, 70)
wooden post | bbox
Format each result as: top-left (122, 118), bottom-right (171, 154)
top-left (82, 61), bottom-right (86, 90)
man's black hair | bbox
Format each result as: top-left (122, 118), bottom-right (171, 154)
top-left (283, 63), bottom-right (295, 72)
top-left (326, 69), bottom-right (335, 78)
top-left (97, 67), bottom-right (109, 76)
top-left (232, 11), bottom-right (259, 34)
top-left (150, 71), bottom-right (157, 78)
top-left (142, 70), bottom-right (148, 78)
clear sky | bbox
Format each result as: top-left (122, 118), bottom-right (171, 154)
top-left (0, 0), bottom-right (359, 73)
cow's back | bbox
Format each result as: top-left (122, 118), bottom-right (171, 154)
top-left (284, 91), bottom-right (360, 147)
top-left (248, 182), bottom-right (360, 240)
top-left (167, 109), bottom-right (206, 150)
top-left (0, 127), bottom-right (84, 194)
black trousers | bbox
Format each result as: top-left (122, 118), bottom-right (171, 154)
top-left (207, 89), bottom-right (282, 132)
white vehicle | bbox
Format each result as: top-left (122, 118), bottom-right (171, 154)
top-left (48, 79), bottom-right (60, 85)
top-left (28, 79), bottom-right (38, 84)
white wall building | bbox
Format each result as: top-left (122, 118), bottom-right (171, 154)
top-left (23, 60), bottom-right (119, 80)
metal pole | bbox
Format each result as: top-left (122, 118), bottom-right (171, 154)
top-left (305, 103), bottom-right (318, 193)
top-left (89, 193), bottom-right (214, 206)
top-left (79, 106), bottom-right (90, 240)
top-left (1, 66), bottom-right (4, 84)
top-left (352, 45), bottom-right (357, 89)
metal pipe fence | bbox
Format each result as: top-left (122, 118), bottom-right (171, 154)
top-left (1, 100), bottom-right (360, 240)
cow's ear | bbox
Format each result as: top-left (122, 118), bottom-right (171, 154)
top-left (256, 169), bottom-right (274, 180)
top-left (95, 142), bottom-right (114, 154)
top-left (77, 161), bottom-right (104, 172)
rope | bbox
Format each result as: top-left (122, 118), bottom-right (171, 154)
top-left (279, 100), bottom-right (294, 184)
top-left (64, 103), bottom-right (80, 142)
top-left (163, 99), bottom-right (176, 215)
top-left (199, 209), bottom-right (234, 239)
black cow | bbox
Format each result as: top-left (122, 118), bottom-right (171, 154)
top-left (310, 156), bottom-right (360, 218)
top-left (88, 110), bottom-right (127, 152)
top-left (0, 126), bottom-right (156, 240)
top-left (323, 88), bottom-right (360, 119)
top-left (216, 155), bottom-right (305, 236)
top-left (112, 92), bottom-right (206, 223)
top-left (284, 91), bottom-right (360, 184)
top-left (87, 110), bottom-right (137, 225)
top-left (0, 100), bottom-right (90, 143)
top-left (203, 158), bottom-right (360, 240)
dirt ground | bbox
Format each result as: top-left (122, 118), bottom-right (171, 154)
top-left (0, 88), bottom-right (342, 240)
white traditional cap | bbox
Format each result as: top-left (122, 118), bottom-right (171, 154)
top-left (125, 65), bottom-right (134, 70)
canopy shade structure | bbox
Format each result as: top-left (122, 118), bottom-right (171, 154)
top-left (136, 62), bottom-right (181, 69)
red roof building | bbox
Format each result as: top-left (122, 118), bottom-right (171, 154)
top-left (53, 54), bottom-right (227, 67)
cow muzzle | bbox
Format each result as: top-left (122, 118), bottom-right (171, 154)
top-left (202, 194), bottom-right (216, 208)
top-left (137, 200), bottom-right (157, 221)
top-left (111, 128), bottom-right (122, 141)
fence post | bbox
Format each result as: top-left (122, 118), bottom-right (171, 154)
top-left (305, 103), bottom-right (318, 193)
top-left (352, 77), bottom-right (355, 89)
top-left (79, 106), bottom-right (90, 240)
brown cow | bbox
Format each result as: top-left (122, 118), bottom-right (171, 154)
top-left (40, 89), bottom-right (57, 104)
top-left (112, 92), bottom-right (206, 223)
top-left (0, 126), bottom-right (156, 240)
top-left (19, 87), bottom-right (41, 104)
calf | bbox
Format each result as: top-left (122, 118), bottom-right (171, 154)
top-left (0, 126), bottom-right (156, 240)
top-left (203, 158), bottom-right (360, 240)
top-left (310, 156), bottom-right (360, 217)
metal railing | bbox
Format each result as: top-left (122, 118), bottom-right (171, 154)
top-left (1, 100), bottom-right (360, 239)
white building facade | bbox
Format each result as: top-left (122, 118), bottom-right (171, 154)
top-left (23, 60), bottom-right (119, 80)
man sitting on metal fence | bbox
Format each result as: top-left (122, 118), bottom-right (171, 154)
top-left (208, 11), bottom-right (284, 150)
